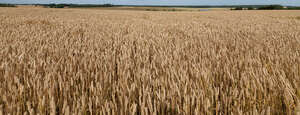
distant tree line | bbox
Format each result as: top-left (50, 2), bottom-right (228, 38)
top-left (1, 3), bottom-right (300, 10)
top-left (0, 3), bottom-right (16, 7)
top-left (287, 7), bottom-right (300, 10)
top-left (232, 5), bottom-right (300, 10)
top-left (68, 4), bottom-right (114, 8)
top-left (41, 4), bottom-right (114, 8)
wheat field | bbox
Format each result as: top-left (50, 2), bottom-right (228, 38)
top-left (0, 7), bottom-right (300, 115)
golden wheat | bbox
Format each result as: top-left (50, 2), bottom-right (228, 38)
top-left (0, 7), bottom-right (300, 115)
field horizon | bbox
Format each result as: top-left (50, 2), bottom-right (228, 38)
top-left (0, 7), bottom-right (300, 114)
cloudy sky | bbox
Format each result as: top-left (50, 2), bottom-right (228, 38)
top-left (2, 0), bottom-right (300, 6)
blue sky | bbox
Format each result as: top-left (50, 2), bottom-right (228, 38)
top-left (2, 0), bottom-right (300, 6)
